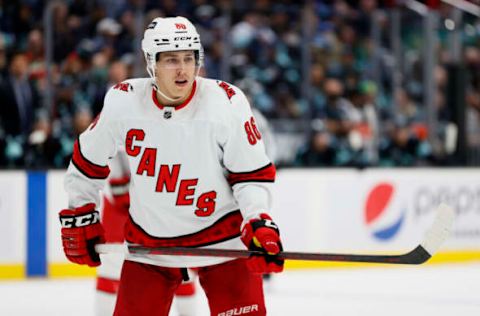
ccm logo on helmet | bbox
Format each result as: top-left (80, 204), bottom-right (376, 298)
top-left (60, 211), bottom-right (101, 228)
top-left (174, 36), bottom-right (192, 41)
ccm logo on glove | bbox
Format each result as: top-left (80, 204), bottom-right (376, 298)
top-left (60, 211), bottom-right (101, 228)
top-left (59, 203), bottom-right (105, 267)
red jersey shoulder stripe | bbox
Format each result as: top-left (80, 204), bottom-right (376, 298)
top-left (227, 163), bottom-right (276, 186)
top-left (72, 138), bottom-right (110, 179)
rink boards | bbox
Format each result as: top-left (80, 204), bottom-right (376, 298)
top-left (1, 168), bottom-right (479, 279)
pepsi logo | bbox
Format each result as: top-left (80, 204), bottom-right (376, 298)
top-left (365, 183), bottom-right (405, 241)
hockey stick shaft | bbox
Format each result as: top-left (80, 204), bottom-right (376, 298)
top-left (96, 204), bottom-right (454, 265)
top-left (123, 244), bottom-right (431, 264)
top-left (96, 243), bottom-right (429, 265)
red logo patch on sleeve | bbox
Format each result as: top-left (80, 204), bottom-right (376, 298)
top-left (217, 81), bottom-right (236, 100)
top-left (113, 82), bottom-right (132, 92)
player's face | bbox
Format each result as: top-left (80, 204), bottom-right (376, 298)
top-left (155, 50), bottom-right (196, 102)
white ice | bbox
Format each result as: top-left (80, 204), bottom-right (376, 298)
top-left (1, 263), bottom-right (479, 316)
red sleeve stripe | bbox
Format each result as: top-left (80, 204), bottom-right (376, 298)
top-left (124, 210), bottom-right (243, 248)
top-left (227, 163), bottom-right (276, 186)
top-left (72, 139), bottom-right (110, 179)
top-left (109, 176), bottom-right (130, 186)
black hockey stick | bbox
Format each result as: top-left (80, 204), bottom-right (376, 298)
top-left (95, 204), bottom-right (454, 265)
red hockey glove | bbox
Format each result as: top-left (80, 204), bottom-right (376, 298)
top-left (241, 214), bottom-right (284, 274)
top-left (59, 203), bottom-right (105, 267)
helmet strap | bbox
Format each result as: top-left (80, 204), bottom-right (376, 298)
top-left (150, 65), bottom-right (202, 105)
top-left (154, 85), bottom-right (182, 103)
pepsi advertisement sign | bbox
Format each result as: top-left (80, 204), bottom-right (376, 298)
top-left (364, 183), bottom-right (406, 241)
top-left (274, 169), bottom-right (480, 253)
top-left (329, 169), bottom-right (480, 251)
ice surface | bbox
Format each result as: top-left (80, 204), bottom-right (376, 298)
top-left (1, 263), bottom-right (479, 316)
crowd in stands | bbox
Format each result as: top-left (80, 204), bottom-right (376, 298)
top-left (0, 0), bottom-right (479, 168)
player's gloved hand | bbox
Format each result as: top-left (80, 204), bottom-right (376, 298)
top-left (241, 213), bottom-right (284, 274)
top-left (59, 203), bottom-right (105, 267)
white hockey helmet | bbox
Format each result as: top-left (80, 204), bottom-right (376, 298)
top-left (141, 16), bottom-right (204, 80)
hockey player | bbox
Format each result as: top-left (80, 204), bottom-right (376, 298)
top-left (59, 16), bottom-right (283, 315)
top-left (96, 151), bottom-right (198, 316)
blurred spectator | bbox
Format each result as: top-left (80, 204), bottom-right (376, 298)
top-left (52, 107), bottom-right (94, 164)
top-left (0, 134), bottom-right (6, 166)
top-left (25, 28), bottom-right (49, 103)
top-left (230, 7), bottom-right (304, 119)
top-left (73, 107), bottom-right (93, 137)
top-left (345, 81), bottom-right (380, 165)
top-left (89, 59), bottom-right (129, 116)
top-left (2, 135), bottom-right (26, 167)
top-left (55, 52), bottom-right (90, 121)
top-left (378, 121), bottom-right (432, 167)
top-left (93, 17), bottom-right (123, 60)
top-left (466, 90), bottom-right (480, 148)
top-left (52, 2), bottom-right (78, 63)
top-left (0, 34), bottom-right (7, 77)
top-left (0, 1), bottom-right (479, 168)
top-left (295, 120), bottom-right (339, 167)
top-left (0, 52), bottom-right (41, 137)
top-left (391, 88), bottom-right (423, 126)
top-left (115, 10), bottom-right (137, 58)
top-left (321, 78), bottom-right (355, 137)
top-left (25, 114), bottom-right (63, 168)
top-left (272, 85), bottom-right (304, 119)
top-left (310, 63), bottom-right (327, 113)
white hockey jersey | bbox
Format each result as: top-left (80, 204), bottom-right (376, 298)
top-left (64, 77), bottom-right (276, 267)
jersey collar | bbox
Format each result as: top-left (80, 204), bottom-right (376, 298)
top-left (151, 80), bottom-right (197, 111)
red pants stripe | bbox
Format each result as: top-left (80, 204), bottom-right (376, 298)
top-left (114, 259), bottom-right (266, 316)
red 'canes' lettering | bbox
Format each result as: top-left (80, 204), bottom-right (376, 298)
top-left (72, 139), bottom-right (110, 179)
top-left (156, 164), bottom-right (181, 192)
top-left (227, 163), bottom-right (276, 186)
top-left (125, 129), bottom-right (145, 156)
top-left (195, 191), bottom-right (217, 217)
top-left (136, 148), bottom-right (157, 176)
top-left (176, 178), bottom-right (198, 205)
